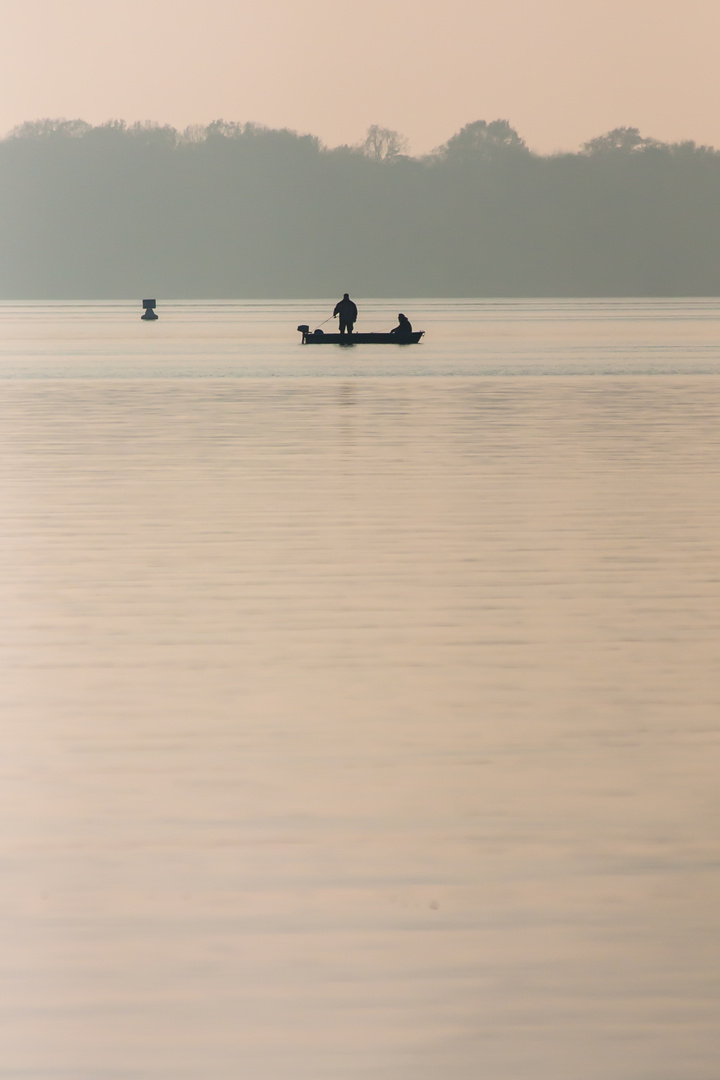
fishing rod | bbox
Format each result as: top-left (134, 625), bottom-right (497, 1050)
top-left (313, 315), bottom-right (397, 334)
top-left (316, 311), bottom-right (386, 331)
top-left (311, 305), bottom-right (404, 334)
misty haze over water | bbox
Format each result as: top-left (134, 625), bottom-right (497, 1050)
top-left (3, 118), bottom-right (720, 299)
top-left (1, 300), bottom-right (719, 1079)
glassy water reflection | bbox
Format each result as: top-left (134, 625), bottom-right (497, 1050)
top-left (0, 302), bottom-right (719, 1079)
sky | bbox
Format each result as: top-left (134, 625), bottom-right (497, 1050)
top-left (2, 0), bottom-right (719, 155)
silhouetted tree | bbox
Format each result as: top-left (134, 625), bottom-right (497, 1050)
top-left (204, 119), bottom-right (246, 141)
top-left (583, 126), bottom-right (661, 154)
top-left (362, 125), bottom-right (409, 161)
top-left (9, 118), bottom-right (92, 140)
top-left (435, 119), bottom-right (529, 163)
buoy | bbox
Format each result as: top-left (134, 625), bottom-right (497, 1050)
top-left (141, 299), bottom-right (158, 320)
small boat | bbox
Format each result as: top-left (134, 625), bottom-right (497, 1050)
top-left (297, 325), bottom-right (424, 345)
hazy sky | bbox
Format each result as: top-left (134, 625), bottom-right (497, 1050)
top-left (2, 0), bottom-right (719, 154)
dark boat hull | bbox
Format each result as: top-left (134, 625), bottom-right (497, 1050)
top-left (300, 330), bottom-right (424, 345)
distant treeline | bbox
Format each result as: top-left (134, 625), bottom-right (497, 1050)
top-left (2, 117), bottom-right (720, 298)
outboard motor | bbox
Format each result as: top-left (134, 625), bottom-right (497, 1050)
top-left (297, 324), bottom-right (310, 343)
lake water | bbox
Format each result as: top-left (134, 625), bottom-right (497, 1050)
top-left (1, 300), bottom-right (719, 1079)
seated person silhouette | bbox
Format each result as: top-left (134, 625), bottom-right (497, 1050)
top-left (333, 293), bottom-right (358, 336)
top-left (389, 313), bottom-right (412, 337)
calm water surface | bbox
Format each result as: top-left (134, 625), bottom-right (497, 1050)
top-left (1, 301), bottom-right (719, 1079)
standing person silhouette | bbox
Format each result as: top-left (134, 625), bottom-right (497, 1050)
top-left (333, 293), bottom-right (358, 336)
